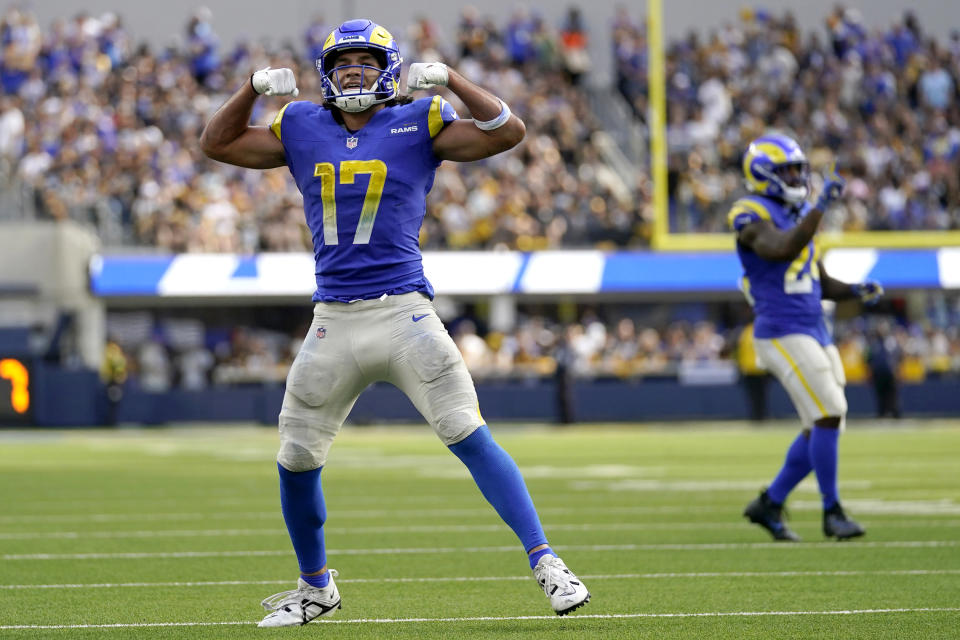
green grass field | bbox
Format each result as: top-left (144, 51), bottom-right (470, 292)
top-left (1, 420), bottom-right (959, 639)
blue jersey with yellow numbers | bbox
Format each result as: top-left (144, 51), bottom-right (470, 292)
top-left (270, 96), bottom-right (459, 302)
top-left (728, 194), bottom-right (831, 345)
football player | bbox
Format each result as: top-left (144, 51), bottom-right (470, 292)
top-left (729, 133), bottom-right (883, 542)
top-left (200, 19), bottom-right (589, 626)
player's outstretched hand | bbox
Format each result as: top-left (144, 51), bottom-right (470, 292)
top-left (406, 62), bottom-right (449, 91)
top-left (851, 280), bottom-right (884, 305)
top-left (251, 67), bottom-right (299, 97)
top-left (815, 162), bottom-right (846, 210)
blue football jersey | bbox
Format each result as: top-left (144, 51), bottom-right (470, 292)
top-left (728, 195), bottom-right (831, 345)
top-left (270, 96), bottom-right (459, 302)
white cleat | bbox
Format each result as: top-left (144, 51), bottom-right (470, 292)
top-left (257, 571), bottom-right (341, 627)
top-left (533, 555), bottom-right (591, 615)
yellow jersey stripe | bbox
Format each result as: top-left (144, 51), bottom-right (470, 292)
top-left (428, 96), bottom-right (444, 138)
top-left (727, 198), bottom-right (773, 230)
top-left (740, 276), bottom-right (755, 306)
top-left (772, 338), bottom-right (827, 415)
top-left (270, 102), bottom-right (292, 141)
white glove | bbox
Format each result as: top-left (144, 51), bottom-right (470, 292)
top-left (251, 67), bottom-right (299, 97)
top-left (406, 62), bottom-right (449, 91)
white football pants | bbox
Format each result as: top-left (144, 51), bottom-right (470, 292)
top-left (277, 292), bottom-right (485, 471)
top-left (754, 333), bottom-right (848, 429)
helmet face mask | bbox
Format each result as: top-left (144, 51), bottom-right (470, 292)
top-left (317, 19), bottom-right (402, 113)
top-left (742, 134), bottom-right (810, 205)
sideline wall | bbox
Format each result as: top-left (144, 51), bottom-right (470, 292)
top-left (19, 364), bottom-right (960, 426)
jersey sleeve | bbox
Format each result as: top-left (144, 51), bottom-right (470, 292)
top-left (728, 197), bottom-right (773, 232)
top-left (269, 101), bottom-right (299, 142)
top-left (427, 95), bottom-right (459, 138)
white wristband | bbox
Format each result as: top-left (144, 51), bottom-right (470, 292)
top-left (474, 100), bottom-right (512, 131)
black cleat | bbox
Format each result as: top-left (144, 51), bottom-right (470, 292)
top-left (743, 490), bottom-right (801, 541)
top-left (823, 503), bottom-right (865, 540)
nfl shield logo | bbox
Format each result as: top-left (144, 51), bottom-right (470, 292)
top-left (346, 137), bottom-right (358, 149)
top-left (316, 326), bottom-right (326, 339)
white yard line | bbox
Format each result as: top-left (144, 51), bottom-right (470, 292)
top-left (3, 498), bottom-right (957, 525)
top-left (3, 569), bottom-right (960, 590)
top-left (3, 540), bottom-right (957, 561)
top-left (0, 505), bottom-right (738, 524)
top-left (3, 608), bottom-right (959, 630)
top-left (2, 519), bottom-right (958, 541)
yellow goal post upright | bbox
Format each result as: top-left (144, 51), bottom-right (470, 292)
top-left (645, 0), bottom-right (960, 252)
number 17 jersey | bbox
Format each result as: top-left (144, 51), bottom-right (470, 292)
top-left (728, 194), bottom-right (830, 346)
top-left (271, 96), bottom-right (459, 302)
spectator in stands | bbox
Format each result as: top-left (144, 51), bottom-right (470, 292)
top-left (137, 338), bottom-right (172, 392)
top-left (736, 322), bottom-right (769, 421)
top-left (0, 7), bottom-right (40, 94)
top-left (558, 7), bottom-right (589, 85)
top-left (186, 7), bottom-right (220, 87)
top-left (304, 16), bottom-right (327, 62)
top-left (918, 53), bottom-right (955, 111)
top-left (553, 325), bottom-right (577, 424)
top-left (100, 338), bottom-right (127, 425)
top-left (866, 320), bottom-right (901, 418)
top-left (0, 96), bottom-right (24, 162)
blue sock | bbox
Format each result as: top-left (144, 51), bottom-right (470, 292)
top-left (277, 463), bottom-right (328, 584)
top-left (302, 571), bottom-right (329, 589)
top-left (767, 432), bottom-right (813, 504)
top-left (528, 546), bottom-right (556, 569)
top-left (809, 426), bottom-right (840, 509)
top-left (448, 425), bottom-right (549, 568)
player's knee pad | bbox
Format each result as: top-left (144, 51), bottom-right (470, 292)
top-left (426, 382), bottom-right (484, 445)
top-left (438, 411), bottom-right (483, 446)
top-left (277, 441), bottom-right (324, 472)
top-left (277, 406), bottom-right (335, 471)
top-left (819, 383), bottom-right (847, 421)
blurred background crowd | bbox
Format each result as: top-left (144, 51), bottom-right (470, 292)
top-left (0, 4), bottom-right (636, 252)
top-left (100, 292), bottom-right (960, 398)
top-left (2, 4), bottom-right (958, 251)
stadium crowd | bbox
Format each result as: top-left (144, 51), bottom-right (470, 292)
top-left (2, 5), bottom-right (958, 250)
top-left (0, 5), bottom-right (638, 252)
top-left (614, 5), bottom-right (960, 233)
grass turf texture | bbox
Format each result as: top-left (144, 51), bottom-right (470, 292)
top-left (1, 420), bottom-right (959, 639)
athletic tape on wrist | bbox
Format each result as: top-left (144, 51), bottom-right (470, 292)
top-left (474, 100), bottom-right (512, 131)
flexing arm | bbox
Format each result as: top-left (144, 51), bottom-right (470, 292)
top-left (199, 71), bottom-right (292, 169)
top-left (737, 209), bottom-right (824, 262)
top-left (819, 260), bottom-right (856, 300)
top-left (737, 163), bottom-right (847, 261)
top-left (407, 63), bottom-right (525, 161)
